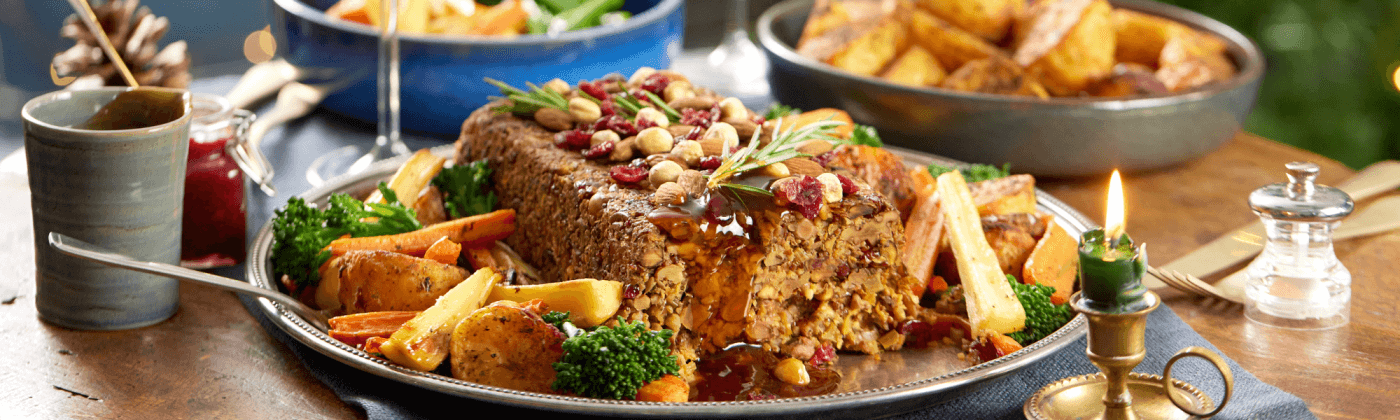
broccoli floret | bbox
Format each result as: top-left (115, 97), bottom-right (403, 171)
top-left (1006, 275), bottom-right (1073, 345)
top-left (432, 159), bottom-right (497, 219)
top-left (270, 183), bottom-right (422, 289)
top-left (927, 162), bottom-right (1011, 182)
top-left (552, 319), bottom-right (679, 400)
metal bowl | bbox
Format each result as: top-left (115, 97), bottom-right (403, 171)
top-left (757, 0), bottom-right (1264, 177)
top-left (270, 0), bottom-right (685, 135)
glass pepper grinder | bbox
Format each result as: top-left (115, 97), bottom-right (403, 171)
top-left (1243, 162), bottom-right (1353, 329)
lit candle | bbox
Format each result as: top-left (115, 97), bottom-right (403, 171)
top-left (1079, 171), bottom-right (1149, 313)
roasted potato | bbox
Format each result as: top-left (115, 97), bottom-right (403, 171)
top-left (909, 9), bottom-right (1009, 70)
top-left (942, 57), bottom-right (1045, 97)
top-left (914, 0), bottom-right (1024, 43)
top-left (880, 45), bottom-right (949, 87)
top-left (450, 300), bottom-right (566, 393)
top-left (828, 14), bottom-right (912, 76)
top-left (1089, 63), bottom-right (1168, 97)
top-left (1011, 0), bottom-right (1116, 96)
top-left (797, 0), bottom-right (899, 61)
top-left (486, 279), bottom-right (624, 328)
top-left (1112, 8), bottom-right (1188, 67)
top-left (413, 185), bottom-right (448, 226)
top-left (380, 267), bottom-right (500, 371)
top-left (322, 250), bottom-right (469, 314)
top-left (980, 213), bottom-right (1047, 280)
top-left (969, 174), bottom-right (1037, 216)
top-left (1155, 35), bottom-right (1235, 92)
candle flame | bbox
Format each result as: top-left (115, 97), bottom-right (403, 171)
top-left (1106, 170), bottom-right (1125, 240)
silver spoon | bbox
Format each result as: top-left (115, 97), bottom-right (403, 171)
top-left (47, 232), bottom-right (330, 331)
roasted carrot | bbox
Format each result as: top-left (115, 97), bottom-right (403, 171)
top-left (326, 209), bottom-right (516, 257)
top-left (462, 247), bottom-right (499, 272)
top-left (328, 311), bottom-right (420, 346)
top-left (635, 375), bottom-right (689, 402)
top-left (926, 275), bottom-right (949, 295)
top-left (423, 237), bottom-right (462, 265)
top-left (364, 336), bottom-right (388, 355)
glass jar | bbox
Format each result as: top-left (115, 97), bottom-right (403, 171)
top-left (180, 93), bottom-right (252, 269)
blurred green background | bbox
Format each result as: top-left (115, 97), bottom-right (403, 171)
top-left (1155, 0), bottom-right (1400, 169)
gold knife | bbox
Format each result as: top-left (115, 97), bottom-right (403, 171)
top-left (1145, 160), bottom-right (1400, 289)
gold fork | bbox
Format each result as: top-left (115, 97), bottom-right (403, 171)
top-left (1147, 266), bottom-right (1243, 304)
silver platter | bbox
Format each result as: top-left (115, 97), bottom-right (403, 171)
top-left (245, 145), bottom-right (1093, 418)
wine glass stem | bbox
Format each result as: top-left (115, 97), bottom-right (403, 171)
top-left (377, 0), bottom-right (401, 154)
top-left (726, 0), bottom-right (749, 35)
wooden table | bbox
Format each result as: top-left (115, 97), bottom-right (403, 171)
top-left (1, 133), bottom-right (1395, 419)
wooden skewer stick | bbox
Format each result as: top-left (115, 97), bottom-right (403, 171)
top-left (65, 0), bottom-right (139, 87)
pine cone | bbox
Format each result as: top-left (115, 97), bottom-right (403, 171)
top-left (52, 0), bottom-right (191, 90)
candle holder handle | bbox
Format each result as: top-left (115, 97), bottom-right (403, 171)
top-left (1163, 347), bottom-right (1233, 418)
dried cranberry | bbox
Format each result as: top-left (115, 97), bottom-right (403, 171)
top-left (751, 114), bottom-right (766, 125)
top-left (599, 98), bottom-right (619, 117)
top-left (635, 117), bottom-right (658, 131)
top-left (775, 175), bottom-right (824, 219)
top-left (623, 284), bottom-right (641, 299)
top-left (899, 320), bottom-right (937, 349)
top-left (679, 108), bottom-right (714, 128)
top-left (697, 156), bottom-right (722, 171)
top-left (810, 151), bottom-right (837, 167)
top-left (809, 344), bottom-right (837, 366)
top-left (554, 129), bottom-right (593, 150)
top-left (676, 126), bottom-right (704, 142)
top-left (583, 140), bottom-right (614, 159)
top-left (578, 81), bottom-right (606, 100)
top-left (610, 165), bottom-right (649, 184)
top-left (639, 73), bottom-right (671, 96)
top-left (592, 115), bottom-right (637, 137)
top-left (708, 103), bottom-right (724, 126)
top-left (972, 339), bottom-right (1004, 363)
top-left (835, 174), bottom-right (859, 194)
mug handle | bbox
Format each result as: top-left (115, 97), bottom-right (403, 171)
top-left (1162, 346), bottom-right (1234, 418)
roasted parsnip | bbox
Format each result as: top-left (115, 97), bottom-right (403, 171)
top-left (937, 171), bottom-right (1026, 336)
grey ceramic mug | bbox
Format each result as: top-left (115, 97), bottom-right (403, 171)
top-left (23, 87), bottom-right (192, 330)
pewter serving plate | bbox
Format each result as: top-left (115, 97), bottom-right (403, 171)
top-left (245, 145), bottom-right (1093, 419)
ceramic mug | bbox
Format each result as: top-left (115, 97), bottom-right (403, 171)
top-left (23, 87), bottom-right (192, 330)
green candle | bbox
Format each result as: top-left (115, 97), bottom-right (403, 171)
top-left (1078, 229), bottom-right (1149, 313)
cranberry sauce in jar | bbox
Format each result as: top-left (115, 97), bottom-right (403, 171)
top-left (180, 93), bottom-right (248, 269)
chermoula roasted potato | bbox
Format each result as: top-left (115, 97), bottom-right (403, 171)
top-left (1012, 0), bottom-right (1116, 96)
top-left (908, 9), bottom-right (1007, 71)
top-left (828, 13), bottom-right (911, 76)
top-left (880, 46), bottom-right (948, 87)
top-left (450, 300), bottom-right (565, 393)
top-left (321, 250), bottom-right (469, 314)
top-left (914, 0), bottom-right (1024, 43)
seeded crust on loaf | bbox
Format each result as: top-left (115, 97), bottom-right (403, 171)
top-left (454, 104), bottom-right (922, 368)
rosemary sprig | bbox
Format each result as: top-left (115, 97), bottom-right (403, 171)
top-left (485, 78), bottom-right (569, 115)
top-left (708, 117), bottom-right (848, 189)
top-left (641, 91), bottom-right (682, 122)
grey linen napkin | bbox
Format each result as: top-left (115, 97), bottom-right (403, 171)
top-left (241, 295), bottom-right (1314, 420)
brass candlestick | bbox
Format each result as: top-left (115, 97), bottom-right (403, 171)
top-left (1024, 290), bottom-right (1235, 420)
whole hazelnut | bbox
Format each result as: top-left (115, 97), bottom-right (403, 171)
top-left (635, 107), bottom-right (670, 128)
top-left (629, 67), bottom-right (658, 85)
top-left (718, 97), bottom-right (747, 121)
top-left (663, 80), bottom-right (695, 103)
top-left (672, 140), bottom-right (704, 166)
top-left (702, 122), bottom-right (740, 149)
top-left (543, 78), bottom-right (571, 95)
top-left (569, 97), bottom-right (602, 123)
top-left (649, 160), bottom-right (683, 185)
top-left (636, 127), bottom-right (675, 156)
top-left (816, 173), bottom-right (844, 203)
top-left (591, 129), bottom-right (621, 147)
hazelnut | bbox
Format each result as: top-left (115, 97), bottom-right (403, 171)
top-left (663, 80), bottom-right (694, 103)
top-left (764, 162), bottom-right (791, 178)
top-left (533, 107), bottom-right (573, 131)
top-left (702, 122), bottom-right (740, 149)
top-left (656, 69), bottom-right (690, 84)
top-left (610, 137), bottom-right (636, 161)
top-left (543, 78), bottom-right (570, 95)
top-left (591, 129), bottom-right (621, 147)
top-left (636, 127), bottom-right (675, 156)
top-left (635, 107), bottom-right (670, 128)
top-left (774, 358), bottom-right (811, 386)
top-left (718, 97), bottom-right (747, 121)
top-left (649, 160), bottom-right (683, 185)
top-left (671, 140), bottom-right (704, 166)
top-left (629, 67), bottom-right (658, 85)
top-left (677, 170), bottom-right (707, 196)
top-left (817, 173), bottom-right (844, 203)
top-left (568, 97), bottom-right (602, 123)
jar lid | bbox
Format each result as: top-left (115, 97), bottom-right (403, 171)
top-left (1249, 162), bottom-right (1353, 221)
